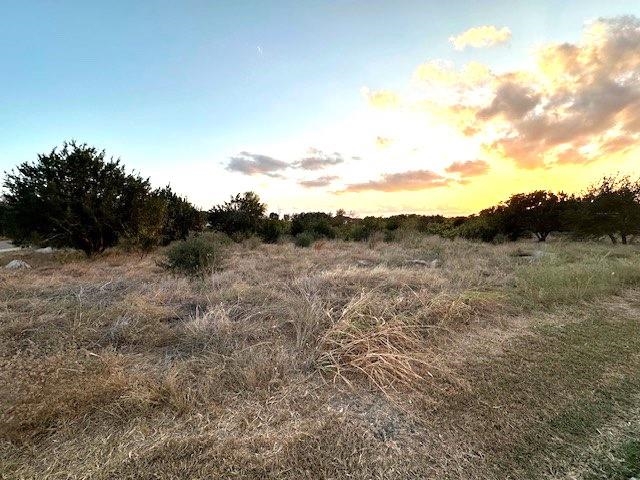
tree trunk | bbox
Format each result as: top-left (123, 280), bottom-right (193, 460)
top-left (621, 233), bottom-right (628, 245)
top-left (608, 234), bottom-right (618, 244)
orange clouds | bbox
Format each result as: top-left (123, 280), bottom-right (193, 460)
top-left (384, 16), bottom-right (640, 171)
top-left (375, 136), bottom-right (393, 148)
top-left (445, 160), bottom-right (489, 177)
top-left (480, 17), bottom-right (640, 168)
top-left (343, 170), bottom-right (451, 192)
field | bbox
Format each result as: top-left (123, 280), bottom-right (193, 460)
top-left (1, 236), bottom-right (640, 479)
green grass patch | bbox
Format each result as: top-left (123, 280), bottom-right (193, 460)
top-left (512, 249), bottom-right (640, 308)
top-left (582, 438), bottom-right (640, 480)
top-left (434, 302), bottom-right (640, 478)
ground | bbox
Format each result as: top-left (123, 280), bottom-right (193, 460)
top-left (1, 236), bottom-right (639, 479)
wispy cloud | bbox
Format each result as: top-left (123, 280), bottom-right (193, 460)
top-left (375, 136), bottom-right (393, 148)
top-left (342, 170), bottom-right (451, 192)
top-left (445, 160), bottom-right (489, 177)
top-left (449, 25), bottom-right (511, 50)
top-left (293, 148), bottom-right (344, 170)
top-left (361, 87), bottom-right (400, 108)
top-left (227, 152), bottom-right (289, 176)
top-left (298, 175), bottom-right (339, 188)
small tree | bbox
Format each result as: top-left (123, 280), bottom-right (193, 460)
top-left (155, 186), bottom-right (204, 245)
top-left (2, 141), bottom-right (156, 256)
top-left (208, 192), bottom-right (266, 238)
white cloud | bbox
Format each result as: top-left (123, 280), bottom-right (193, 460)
top-left (449, 25), bottom-right (512, 50)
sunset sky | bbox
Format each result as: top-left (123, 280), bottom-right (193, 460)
top-left (1, 1), bottom-right (639, 216)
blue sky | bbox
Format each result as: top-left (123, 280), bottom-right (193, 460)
top-left (2, 1), bottom-right (640, 214)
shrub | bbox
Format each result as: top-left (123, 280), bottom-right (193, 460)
top-left (241, 235), bottom-right (262, 250)
top-left (291, 212), bottom-right (336, 239)
top-left (199, 230), bottom-right (233, 246)
top-left (258, 217), bottom-right (285, 243)
top-left (160, 236), bottom-right (224, 276)
top-left (294, 232), bottom-right (314, 248)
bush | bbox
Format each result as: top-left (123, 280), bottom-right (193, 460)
top-left (160, 236), bottom-right (224, 276)
top-left (200, 231), bottom-right (233, 246)
top-left (294, 232), bottom-right (314, 248)
top-left (258, 217), bottom-right (285, 243)
top-left (291, 212), bottom-right (336, 239)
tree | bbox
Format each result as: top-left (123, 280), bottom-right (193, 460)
top-left (2, 141), bottom-right (157, 256)
top-left (456, 210), bottom-right (502, 242)
top-left (155, 186), bottom-right (204, 245)
top-left (575, 176), bottom-right (640, 244)
top-left (290, 212), bottom-right (336, 239)
top-left (208, 192), bottom-right (266, 238)
top-left (502, 191), bottom-right (567, 242)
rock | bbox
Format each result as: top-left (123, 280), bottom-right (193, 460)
top-left (357, 260), bottom-right (372, 267)
top-left (408, 259), bottom-right (430, 267)
top-left (430, 259), bottom-right (441, 268)
top-left (5, 259), bottom-right (32, 269)
top-left (36, 246), bottom-right (54, 253)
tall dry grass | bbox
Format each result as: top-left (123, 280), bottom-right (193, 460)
top-left (1, 236), bottom-right (640, 478)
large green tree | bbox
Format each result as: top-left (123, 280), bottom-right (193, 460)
top-left (502, 191), bottom-right (568, 242)
top-left (3, 142), bottom-right (156, 255)
top-left (574, 176), bottom-right (640, 244)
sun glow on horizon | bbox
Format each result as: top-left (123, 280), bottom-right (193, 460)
top-left (204, 16), bottom-right (640, 217)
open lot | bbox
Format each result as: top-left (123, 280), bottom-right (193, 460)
top-left (1, 237), bottom-right (640, 479)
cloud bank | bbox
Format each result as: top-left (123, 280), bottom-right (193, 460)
top-left (373, 16), bottom-right (640, 171)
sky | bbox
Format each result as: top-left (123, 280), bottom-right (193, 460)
top-left (1, 1), bottom-right (639, 216)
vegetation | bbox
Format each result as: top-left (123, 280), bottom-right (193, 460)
top-left (294, 231), bottom-right (313, 247)
top-left (160, 235), bottom-right (225, 276)
top-left (1, 142), bottom-right (640, 477)
top-left (1, 143), bottom-right (639, 257)
top-left (1, 238), bottom-right (640, 479)
top-left (2, 142), bottom-right (202, 256)
top-left (207, 191), bottom-right (266, 240)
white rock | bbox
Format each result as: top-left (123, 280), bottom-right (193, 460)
top-left (36, 247), bottom-right (54, 253)
top-left (5, 259), bottom-right (32, 269)
top-left (430, 259), bottom-right (441, 268)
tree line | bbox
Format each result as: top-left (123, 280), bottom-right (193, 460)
top-left (1, 142), bottom-right (639, 256)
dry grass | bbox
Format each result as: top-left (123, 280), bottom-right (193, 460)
top-left (1, 237), bottom-right (640, 479)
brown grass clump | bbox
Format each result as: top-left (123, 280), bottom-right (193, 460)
top-left (317, 291), bottom-right (446, 391)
